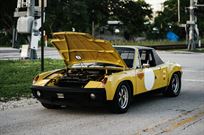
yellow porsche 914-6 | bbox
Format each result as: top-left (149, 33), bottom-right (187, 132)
top-left (31, 32), bottom-right (182, 113)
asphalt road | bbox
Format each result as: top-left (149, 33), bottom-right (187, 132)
top-left (0, 48), bottom-right (204, 135)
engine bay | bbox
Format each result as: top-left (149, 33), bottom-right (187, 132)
top-left (56, 68), bottom-right (122, 88)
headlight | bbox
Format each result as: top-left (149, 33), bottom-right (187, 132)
top-left (36, 90), bottom-right (41, 97)
top-left (33, 75), bottom-right (39, 84)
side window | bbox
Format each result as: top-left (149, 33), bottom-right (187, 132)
top-left (149, 53), bottom-right (153, 61)
top-left (139, 49), bottom-right (156, 67)
top-left (153, 50), bottom-right (164, 65)
top-left (148, 51), bottom-right (156, 67)
top-left (140, 50), bottom-right (148, 65)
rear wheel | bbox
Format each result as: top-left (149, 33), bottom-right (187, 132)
top-left (111, 82), bottom-right (131, 113)
top-left (41, 103), bottom-right (61, 109)
top-left (163, 73), bottom-right (181, 97)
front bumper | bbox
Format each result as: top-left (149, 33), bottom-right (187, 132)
top-left (31, 86), bottom-right (106, 106)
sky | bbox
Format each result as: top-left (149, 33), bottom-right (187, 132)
top-left (145, 0), bottom-right (166, 11)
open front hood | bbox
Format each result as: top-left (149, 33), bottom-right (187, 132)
top-left (51, 32), bottom-right (127, 68)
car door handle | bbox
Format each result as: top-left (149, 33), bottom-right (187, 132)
top-left (155, 75), bottom-right (157, 79)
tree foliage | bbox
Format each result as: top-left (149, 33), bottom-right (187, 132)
top-left (113, 0), bottom-right (152, 36)
top-left (45, 0), bottom-right (89, 33)
top-left (154, 0), bottom-right (204, 39)
top-left (0, 0), bottom-right (16, 46)
top-left (197, 0), bottom-right (204, 36)
top-left (0, 0), bottom-right (16, 33)
top-left (0, 0), bottom-right (152, 43)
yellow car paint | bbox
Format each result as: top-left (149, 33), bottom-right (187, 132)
top-left (33, 79), bottom-right (51, 86)
top-left (84, 81), bottom-right (103, 88)
top-left (51, 32), bottom-right (127, 68)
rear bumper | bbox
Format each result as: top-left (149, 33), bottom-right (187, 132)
top-left (31, 86), bottom-right (107, 106)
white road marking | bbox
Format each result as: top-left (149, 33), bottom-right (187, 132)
top-left (183, 79), bottom-right (204, 82)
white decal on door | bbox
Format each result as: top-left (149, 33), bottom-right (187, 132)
top-left (144, 68), bottom-right (155, 90)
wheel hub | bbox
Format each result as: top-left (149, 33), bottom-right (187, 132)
top-left (118, 85), bottom-right (129, 109)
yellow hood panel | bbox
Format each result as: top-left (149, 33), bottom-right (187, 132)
top-left (51, 32), bottom-right (127, 68)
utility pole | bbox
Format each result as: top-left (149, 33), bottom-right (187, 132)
top-left (178, 0), bottom-right (180, 23)
top-left (186, 0), bottom-right (204, 50)
top-left (91, 9), bottom-right (95, 36)
top-left (92, 20), bottom-right (95, 37)
top-left (187, 0), bottom-right (196, 50)
top-left (41, 0), bottom-right (45, 71)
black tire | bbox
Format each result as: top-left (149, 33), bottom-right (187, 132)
top-left (163, 73), bottom-right (181, 97)
top-left (110, 82), bottom-right (131, 113)
top-left (41, 103), bottom-right (61, 109)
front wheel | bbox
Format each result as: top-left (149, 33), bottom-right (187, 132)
top-left (163, 73), bottom-right (181, 97)
top-left (110, 82), bottom-right (131, 113)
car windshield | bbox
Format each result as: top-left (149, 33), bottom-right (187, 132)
top-left (114, 47), bottom-right (135, 68)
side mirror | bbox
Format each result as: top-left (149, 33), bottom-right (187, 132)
top-left (143, 63), bottom-right (150, 68)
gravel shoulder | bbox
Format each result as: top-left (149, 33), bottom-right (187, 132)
top-left (0, 98), bottom-right (39, 111)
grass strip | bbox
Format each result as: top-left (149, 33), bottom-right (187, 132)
top-left (0, 59), bottom-right (64, 101)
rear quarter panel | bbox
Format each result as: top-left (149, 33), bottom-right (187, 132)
top-left (166, 62), bottom-right (182, 85)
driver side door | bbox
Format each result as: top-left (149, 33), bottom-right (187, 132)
top-left (136, 49), bottom-right (162, 93)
